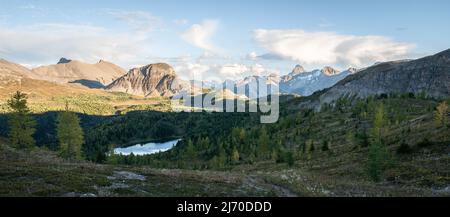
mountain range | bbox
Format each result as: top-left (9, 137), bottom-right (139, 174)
top-left (31, 58), bottom-right (125, 88)
top-left (0, 57), bottom-right (357, 99)
top-left (297, 48), bottom-right (450, 109)
top-left (1, 48), bottom-right (450, 103)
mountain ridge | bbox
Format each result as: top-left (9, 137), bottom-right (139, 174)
top-left (31, 58), bottom-right (126, 88)
top-left (297, 48), bottom-right (450, 109)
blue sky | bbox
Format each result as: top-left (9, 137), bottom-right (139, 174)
top-left (1, 0), bottom-right (450, 80)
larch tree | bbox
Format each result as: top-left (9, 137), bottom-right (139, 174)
top-left (231, 146), bottom-right (240, 164)
top-left (368, 103), bottom-right (389, 182)
top-left (57, 104), bottom-right (84, 160)
top-left (434, 101), bottom-right (449, 128)
top-left (258, 126), bottom-right (269, 159)
top-left (183, 139), bottom-right (196, 161)
top-left (7, 91), bottom-right (36, 150)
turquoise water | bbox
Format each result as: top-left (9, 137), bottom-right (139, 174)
top-left (113, 139), bottom-right (180, 156)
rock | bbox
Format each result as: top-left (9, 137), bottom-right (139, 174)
top-left (321, 66), bottom-right (340, 76)
top-left (57, 57), bottom-right (72, 64)
top-left (113, 171), bottom-right (146, 181)
top-left (106, 63), bottom-right (182, 97)
top-left (303, 48), bottom-right (450, 109)
top-left (291, 65), bottom-right (305, 75)
top-left (80, 193), bottom-right (97, 197)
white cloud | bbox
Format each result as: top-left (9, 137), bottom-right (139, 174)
top-left (172, 57), bottom-right (280, 81)
top-left (107, 10), bottom-right (163, 33)
top-left (174, 62), bottom-right (211, 80)
top-left (0, 23), bottom-right (151, 68)
top-left (253, 29), bottom-right (415, 67)
top-left (245, 52), bottom-right (258, 61)
top-left (219, 64), bottom-right (248, 78)
top-left (173, 19), bottom-right (189, 25)
top-left (180, 19), bottom-right (219, 52)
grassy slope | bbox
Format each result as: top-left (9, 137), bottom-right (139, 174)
top-left (0, 82), bottom-right (448, 196)
top-left (232, 97), bottom-right (450, 196)
top-left (0, 78), bottom-right (172, 115)
top-left (0, 137), bottom-right (290, 197)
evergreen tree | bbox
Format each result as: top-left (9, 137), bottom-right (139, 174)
top-left (321, 140), bottom-right (329, 151)
top-left (57, 107), bottom-right (84, 160)
top-left (308, 140), bottom-right (315, 153)
top-left (7, 91), bottom-right (36, 150)
top-left (285, 151), bottom-right (295, 167)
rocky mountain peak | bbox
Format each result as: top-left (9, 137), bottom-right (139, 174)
top-left (57, 57), bottom-right (72, 64)
top-left (291, 65), bottom-right (305, 75)
top-left (347, 67), bottom-right (358, 74)
top-left (106, 62), bottom-right (180, 97)
top-left (140, 63), bottom-right (175, 77)
top-left (321, 66), bottom-right (339, 76)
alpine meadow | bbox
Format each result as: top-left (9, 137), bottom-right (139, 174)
top-left (0, 0), bottom-right (449, 199)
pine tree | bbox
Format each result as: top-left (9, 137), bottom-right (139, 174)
top-left (7, 91), bottom-right (36, 150)
top-left (285, 151), bottom-right (295, 167)
top-left (306, 140), bottom-right (315, 161)
top-left (321, 140), bottom-right (329, 151)
top-left (57, 106), bottom-right (84, 160)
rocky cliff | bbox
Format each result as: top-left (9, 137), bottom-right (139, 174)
top-left (106, 63), bottom-right (182, 97)
top-left (302, 49), bottom-right (450, 108)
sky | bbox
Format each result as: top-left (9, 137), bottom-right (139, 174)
top-left (1, 0), bottom-right (450, 81)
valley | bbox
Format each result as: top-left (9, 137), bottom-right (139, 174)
top-left (0, 49), bottom-right (449, 197)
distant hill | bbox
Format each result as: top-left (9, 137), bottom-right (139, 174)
top-left (31, 58), bottom-right (126, 88)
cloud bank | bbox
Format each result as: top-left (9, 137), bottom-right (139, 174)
top-left (0, 23), bottom-right (151, 67)
top-left (253, 29), bottom-right (415, 67)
